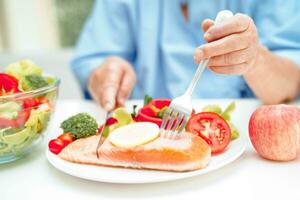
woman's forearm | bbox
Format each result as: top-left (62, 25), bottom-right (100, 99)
top-left (244, 45), bottom-right (300, 104)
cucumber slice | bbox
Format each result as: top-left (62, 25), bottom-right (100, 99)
top-left (221, 102), bottom-right (236, 121)
top-left (12, 134), bottom-right (39, 155)
top-left (0, 102), bottom-right (22, 119)
top-left (2, 128), bottom-right (30, 145)
top-left (229, 122), bottom-right (240, 140)
top-left (0, 142), bottom-right (12, 156)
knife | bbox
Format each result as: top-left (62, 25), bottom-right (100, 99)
top-left (96, 111), bottom-right (112, 158)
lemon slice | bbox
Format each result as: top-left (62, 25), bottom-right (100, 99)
top-left (109, 122), bottom-right (159, 148)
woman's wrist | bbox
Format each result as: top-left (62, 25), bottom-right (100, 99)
top-left (243, 43), bottom-right (300, 104)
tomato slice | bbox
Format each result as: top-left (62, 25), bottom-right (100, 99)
top-left (186, 112), bottom-right (231, 154)
top-left (0, 110), bottom-right (30, 128)
top-left (15, 110), bottom-right (30, 127)
top-left (58, 133), bottom-right (74, 146)
top-left (0, 117), bottom-right (18, 128)
top-left (23, 98), bottom-right (40, 109)
top-left (0, 73), bottom-right (20, 95)
top-left (48, 139), bottom-right (65, 155)
top-left (23, 97), bottom-right (49, 109)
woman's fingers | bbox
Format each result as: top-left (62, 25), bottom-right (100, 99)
top-left (195, 13), bottom-right (259, 76)
top-left (117, 65), bottom-right (136, 106)
top-left (204, 14), bottom-right (251, 42)
top-left (88, 69), bottom-right (103, 105)
top-left (194, 19), bottom-right (213, 63)
top-left (88, 57), bottom-right (136, 111)
top-left (208, 47), bottom-right (254, 67)
top-left (195, 31), bottom-right (251, 61)
top-left (99, 62), bottom-right (123, 111)
top-left (201, 19), bottom-right (214, 32)
top-left (209, 62), bottom-right (249, 75)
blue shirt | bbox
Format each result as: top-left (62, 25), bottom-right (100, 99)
top-left (71, 0), bottom-right (300, 99)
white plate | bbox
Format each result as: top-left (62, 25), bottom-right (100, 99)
top-left (46, 100), bottom-right (247, 184)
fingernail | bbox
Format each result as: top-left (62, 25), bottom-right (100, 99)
top-left (204, 33), bottom-right (212, 40)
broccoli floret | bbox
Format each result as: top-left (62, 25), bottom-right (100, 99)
top-left (60, 113), bottom-right (98, 139)
top-left (21, 75), bottom-right (49, 91)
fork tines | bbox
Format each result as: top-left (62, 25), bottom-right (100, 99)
top-left (159, 107), bottom-right (189, 139)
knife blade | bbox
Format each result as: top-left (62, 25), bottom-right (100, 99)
top-left (96, 111), bottom-right (112, 158)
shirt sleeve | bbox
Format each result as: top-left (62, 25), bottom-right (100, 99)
top-left (252, 0), bottom-right (300, 68)
top-left (71, 0), bottom-right (136, 96)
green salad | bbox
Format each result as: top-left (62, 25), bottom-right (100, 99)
top-left (0, 60), bottom-right (57, 157)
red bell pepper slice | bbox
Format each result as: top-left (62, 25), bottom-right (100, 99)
top-left (135, 99), bottom-right (171, 126)
top-left (0, 73), bottom-right (20, 95)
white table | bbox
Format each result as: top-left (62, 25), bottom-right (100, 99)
top-left (1, 99), bottom-right (300, 200)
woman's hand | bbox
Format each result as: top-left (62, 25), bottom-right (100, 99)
top-left (194, 14), bottom-right (260, 75)
top-left (195, 13), bottom-right (300, 104)
top-left (88, 57), bottom-right (136, 111)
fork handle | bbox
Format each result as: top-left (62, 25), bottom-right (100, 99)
top-left (185, 59), bottom-right (208, 96)
top-left (185, 10), bottom-right (234, 96)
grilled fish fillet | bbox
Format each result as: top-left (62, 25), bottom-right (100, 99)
top-left (59, 132), bottom-right (211, 172)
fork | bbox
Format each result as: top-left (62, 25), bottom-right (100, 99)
top-left (160, 10), bottom-right (233, 139)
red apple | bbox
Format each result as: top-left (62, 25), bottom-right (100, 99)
top-left (249, 104), bottom-right (300, 161)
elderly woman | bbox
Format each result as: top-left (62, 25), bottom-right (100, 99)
top-left (72, 0), bottom-right (300, 111)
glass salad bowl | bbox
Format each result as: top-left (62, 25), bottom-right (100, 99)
top-left (0, 60), bottom-right (60, 164)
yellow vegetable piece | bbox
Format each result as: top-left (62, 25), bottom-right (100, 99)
top-left (6, 59), bottom-right (42, 80)
top-left (25, 109), bottom-right (50, 134)
top-left (113, 107), bottom-right (134, 126)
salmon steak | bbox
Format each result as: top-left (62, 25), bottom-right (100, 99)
top-left (59, 132), bottom-right (211, 172)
